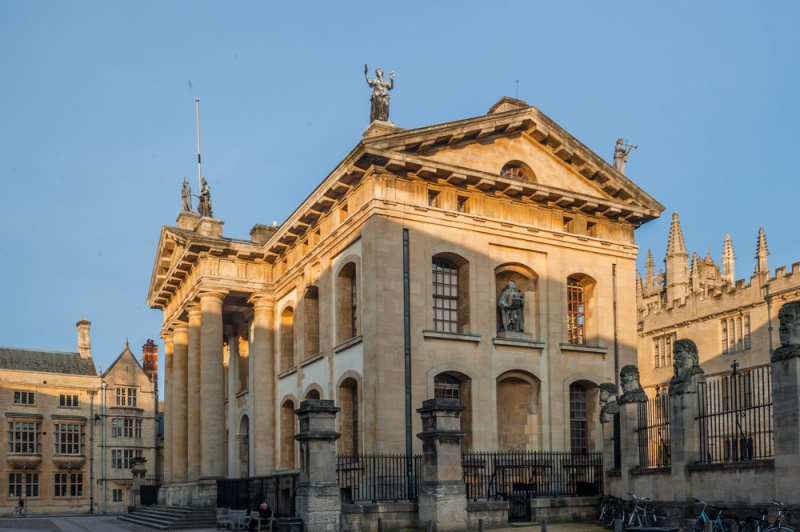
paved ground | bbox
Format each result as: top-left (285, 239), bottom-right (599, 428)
top-left (0, 514), bottom-right (601, 532)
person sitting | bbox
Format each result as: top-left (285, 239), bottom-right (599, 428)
top-left (248, 503), bottom-right (272, 531)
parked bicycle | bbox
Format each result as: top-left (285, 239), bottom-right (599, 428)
top-left (739, 508), bottom-right (770, 532)
top-left (763, 499), bottom-right (793, 532)
top-left (626, 492), bottom-right (656, 527)
top-left (598, 494), bottom-right (626, 529)
top-left (692, 498), bottom-right (735, 532)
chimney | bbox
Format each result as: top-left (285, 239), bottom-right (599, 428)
top-left (142, 339), bottom-right (159, 383)
top-left (76, 318), bottom-right (91, 359)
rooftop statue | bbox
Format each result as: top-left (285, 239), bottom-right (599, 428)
top-left (365, 64), bottom-right (395, 123)
top-left (618, 365), bottom-right (647, 404)
top-left (181, 178), bottom-right (193, 213)
top-left (773, 301), bottom-right (800, 361)
top-left (613, 137), bottom-right (637, 174)
top-left (669, 338), bottom-right (705, 395)
top-left (194, 177), bottom-right (213, 218)
top-left (599, 382), bottom-right (619, 423)
top-left (498, 280), bottom-right (525, 332)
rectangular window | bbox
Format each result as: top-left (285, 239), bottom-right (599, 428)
top-left (457, 196), bottom-right (468, 213)
top-left (112, 418), bottom-right (123, 438)
top-left (135, 419), bottom-right (142, 439)
top-left (113, 488), bottom-right (124, 502)
top-left (569, 384), bottom-right (588, 455)
top-left (744, 315), bottom-right (751, 350)
top-left (654, 341), bottom-right (660, 368)
top-left (13, 391), bottom-right (35, 405)
top-left (433, 258), bottom-right (459, 333)
top-left (567, 280), bottom-right (585, 345)
top-left (116, 388), bottom-right (137, 407)
top-left (124, 419), bottom-right (134, 438)
top-left (428, 190), bottom-right (439, 207)
top-left (112, 449), bottom-right (122, 469)
top-left (112, 449), bottom-right (141, 469)
top-left (722, 314), bottom-right (751, 354)
top-left (652, 333), bottom-right (677, 368)
top-left (54, 473), bottom-right (83, 498)
top-left (59, 394), bottom-right (79, 408)
top-left (8, 421), bottom-right (41, 454)
top-left (722, 320), bottom-right (729, 354)
top-left (8, 473), bottom-right (39, 498)
top-left (54, 423), bottom-right (84, 455)
top-left (351, 272), bottom-right (358, 338)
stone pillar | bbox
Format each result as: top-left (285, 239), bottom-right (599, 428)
top-left (416, 398), bottom-right (467, 532)
top-left (771, 355), bottom-right (800, 497)
top-left (250, 295), bottom-right (276, 475)
top-left (668, 372), bottom-right (704, 501)
top-left (200, 291), bottom-right (226, 479)
top-left (187, 306), bottom-right (202, 482)
top-left (131, 457), bottom-right (148, 508)
top-left (172, 323), bottom-right (189, 483)
top-left (163, 332), bottom-right (174, 483)
top-left (294, 400), bottom-right (341, 532)
top-left (616, 401), bottom-right (638, 490)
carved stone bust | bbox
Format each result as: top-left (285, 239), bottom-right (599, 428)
top-left (669, 338), bottom-right (705, 396)
top-left (773, 301), bottom-right (800, 361)
top-left (599, 382), bottom-right (619, 423)
top-left (618, 365), bottom-right (646, 404)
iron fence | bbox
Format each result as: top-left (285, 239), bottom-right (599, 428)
top-left (336, 453), bottom-right (421, 503)
top-left (636, 390), bottom-right (671, 468)
top-left (461, 450), bottom-right (603, 501)
top-left (697, 364), bottom-right (773, 464)
top-left (217, 472), bottom-right (298, 517)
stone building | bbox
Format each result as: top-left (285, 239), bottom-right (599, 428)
top-left (149, 97), bottom-right (664, 505)
top-left (637, 212), bottom-right (800, 389)
top-left (0, 320), bottom-right (160, 515)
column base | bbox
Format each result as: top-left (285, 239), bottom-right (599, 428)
top-left (296, 482), bottom-right (341, 532)
top-left (418, 481), bottom-right (467, 531)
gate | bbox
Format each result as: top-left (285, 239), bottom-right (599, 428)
top-left (140, 484), bottom-right (159, 506)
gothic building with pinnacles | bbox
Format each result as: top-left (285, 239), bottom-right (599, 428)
top-left (637, 212), bottom-right (800, 390)
top-left (148, 95), bottom-right (665, 508)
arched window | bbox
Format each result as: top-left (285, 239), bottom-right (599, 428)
top-left (435, 372), bottom-right (473, 450)
top-left (303, 288), bottom-right (320, 359)
top-left (338, 378), bottom-right (359, 455)
top-left (280, 399), bottom-right (296, 469)
top-left (567, 274), bottom-right (596, 346)
top-left (337, 263), bottom-right (359, 344)
top-left (569, 383), bottom-right (588, 455)
top-left (500, 161), bottom-right (535, 182)
top-left (432, 254), bottom-right (470, 333)
top-left (496, 373), bottom-right (540, 451)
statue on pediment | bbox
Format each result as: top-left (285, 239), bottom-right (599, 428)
top-left (613, 137), bottom-right (637, 174)
top-left (619, 365), bottom-right (647, 404)
top-left (669, 338), bottom-right (705, 395)
top-left (599, 382), bottom-right (619, 423)
top-left (499, 280), bottom-right (525, 332)
top-left (773, 301), bottom-right (800, 361)
top-left (365, 64), bottom-right (395, 123)
top-left (194, 177), bottom-right (213, 218)
top-left (181, 178), bottom-right (192, 213)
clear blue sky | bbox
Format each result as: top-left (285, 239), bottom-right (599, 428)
top-left (2, 2), bottom-right (799, 395)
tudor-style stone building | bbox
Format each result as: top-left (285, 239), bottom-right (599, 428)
top-left (149, 97), bottom-right (664, 505)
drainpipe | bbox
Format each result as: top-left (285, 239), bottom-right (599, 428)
top-left (102, 381), bottom-right (108, 513)
top-left (403, 228), bottom-right (414, 499)
top-left (612, 264), bottom-right (619, 387)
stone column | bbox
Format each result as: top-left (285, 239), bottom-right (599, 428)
top-left (416, 398), bottom-right (467, 532)
top-left (187, 305), bottom-right (202, 482)
top-left (162, 331), bottom-right (174, 484)
top-left (294, 400), bottom-right (341, 532)
top-left (668, 372), bottom-right (705, 502)
top-left (200, 291), bottom-right (226, 479)
top-left (616, 400), bottom-right (638, 490)
top-left (250, 295), bottom-right (276, 475)
top-left (172, 323), bottom-right (189, 483)
top-left (771, 355), bottom-right (800, 497)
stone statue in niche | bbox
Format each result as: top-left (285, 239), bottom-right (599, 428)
top-left (669, 338), bottom-right (705, 395)
top-left (598, 382), bottom-right (619, 423)
top-left (364, 64), bottom-right (395, 123)
top-left (181, 178), bottom-right (192, 212)
top-left (498, 280), bottom-right (525, 333)
top-left (773, 301), bottom-right (800, 361)
top-left (194, 177), bottom-right (213, 218)
top-left (618, 365), bottom-right (647, 404)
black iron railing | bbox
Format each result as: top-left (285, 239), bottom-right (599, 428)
top-left (636, 390), bottom-right (671, 468)
top-left (697, 364), bottom-right (773, 464)
top-left (336, 453), bottom-right (421, 503)
top-left (461, 450), bottom-right (603, 501)
top-left (217, 473), bottom-right (298, 517)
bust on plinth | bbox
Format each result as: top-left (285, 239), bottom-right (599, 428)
top-left (773, 301), bottom-right (800, 361)
top-left (669, 338), bottom-right (705, 396)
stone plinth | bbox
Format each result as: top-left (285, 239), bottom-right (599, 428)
top-left (771, 355), bottom-right (800, 498)
top-left (294, 399), bottom-right (341, 532)
top-left (417, 398), bottom-right (467, 531)
top-left (668, 371), bottom-right (704, 501)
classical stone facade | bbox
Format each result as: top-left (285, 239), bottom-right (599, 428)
top-left (149, 97), bottom-right (663, 504)
top-left (637, 213), bottom-right (800, 389)
top-left (0, 320), bottom-right (160, 515)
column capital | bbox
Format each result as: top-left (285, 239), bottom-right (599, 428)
top-left (249, 293), bottom-right (276, 311)
top-left (172, 321), bottom-right (189, 334)
top-left (198, 290), bottom-right (228, 304)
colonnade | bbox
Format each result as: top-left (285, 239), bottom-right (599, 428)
top-left (161, 291), bottom-right (277, 484)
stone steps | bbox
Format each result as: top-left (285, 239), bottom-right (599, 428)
top-left (118, 505), bottom-right (218, 530)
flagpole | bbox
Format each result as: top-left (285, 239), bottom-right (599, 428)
top-left (195, 99), bottom-right (203, 192)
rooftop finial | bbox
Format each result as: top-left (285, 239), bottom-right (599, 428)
top-left (755, 227), bottom-right (769, 274)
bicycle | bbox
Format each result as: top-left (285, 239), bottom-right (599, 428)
top-left (10, 506), bottom-right (30, 518)
top-left (763, 499), bottom-right (794, 532)
top-left (692, 498), bottom-right (735, 532)
top-left (626, 492), bottom-right (656, 527)
top-left (598, 495), bottom-right (626, 529)
top-left (739, 509), bottom-right (769, 532)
